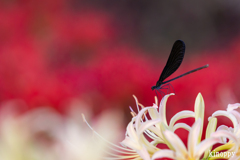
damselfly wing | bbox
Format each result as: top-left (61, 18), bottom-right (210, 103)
top-left (151, 40), bottom-right (208, 91)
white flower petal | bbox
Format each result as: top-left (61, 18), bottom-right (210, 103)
top-left (163, 130), bottom-right (188, 156)
top-left (136, 145), bottom-right (151, 160)
top-left (206, 117), bottom-right (217, 137)
top-left (153, 103), bottom-right (158, 108)
top-left (229, 110), bottom-right (240, 124)
top-left (147, 126), bottom-right (164, 140)
top-left (217, 125), bottom-right (230, 131)
top-left (135, 107), bottom-right (153, 132)
top-left (211, 130), bottom-right (239, 152)
top-left (194, 92), bottom-right (205, 121)
top-left (148, 108), bottom-right (161, 129)
top-left (159, 93), bottom-right (174, 126)
top-left (169, 110), bottom-right (195, 130)
top-left (152, 149), bottom-right (175, 159)
top-left (216, 125), bottom-right (234, 143)
top-left (194, 93), bottom-right (205, 143)
top-left (126, 118), bottom-right (138, 141)
top-left (121, 136), bottom-right (142, 150)
top-left (211, 110), bottom-right (239, 134)
top-left (148, 108), bottom-right (160, 120)
top-left (195, 137), bottom-right (221, 158)
top-left (150, 139), bottom-right (165, 146)
top-left (203, 117), bottom-right (217, 158)
top-left (229, 154), bottom-right (240, 160)
top-left (173, 122), bottom-right (191, 132)
top-left (188, 119), bottom-right (201, 158)
top-left (138, 119), bottom-right (161, 136)
top-left (227, 103), bottom-right (240, 111)
top-left (140, 135), bottom-right (159, 153)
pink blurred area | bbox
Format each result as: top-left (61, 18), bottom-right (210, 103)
top-left (0, 0), bottom-right (240, 129)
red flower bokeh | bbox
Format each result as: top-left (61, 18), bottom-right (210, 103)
top-left (0, 1), bottom-right (239, 138)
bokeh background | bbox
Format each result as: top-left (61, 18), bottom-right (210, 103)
top-left (0, 0), bottom-right (240, 159)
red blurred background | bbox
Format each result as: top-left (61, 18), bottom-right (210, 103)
top-left (0, 0), bottom-right (240, 137)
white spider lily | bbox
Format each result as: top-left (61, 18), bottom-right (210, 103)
top-left (128, 93), bottom-right (205, 148)
top-left (82, 93), bottom-right (240, 159)
top-left (62, 99), bottom-right (126, 160)
top-left (134, 93), bottom-right (195, 132)
top-left (82, 114), bottom-right (147, 160)
top-left (119, 93), bottom-right (206, 159)
top-left (4, 92), bottom-right (240, 160)
top-left (0, 100), bottom-right (126, 160)
top-left (209, 103), bottom-right (240, 143)
top-left (63, 110), bottom-right (123, 160)
top-left (152, 119), bottom-right (221, 160)
top-left (0, 102), bottom-right (63, 160)
top-left (208, 103), bottom-right (240, 159)
top-left (121, 106), bottom-right (162, 159)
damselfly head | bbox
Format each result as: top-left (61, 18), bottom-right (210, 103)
top-left (151, 85), bottom-right (158, 90)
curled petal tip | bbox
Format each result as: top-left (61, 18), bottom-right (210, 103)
top-left (82, 114), bottom-right (86, 122)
